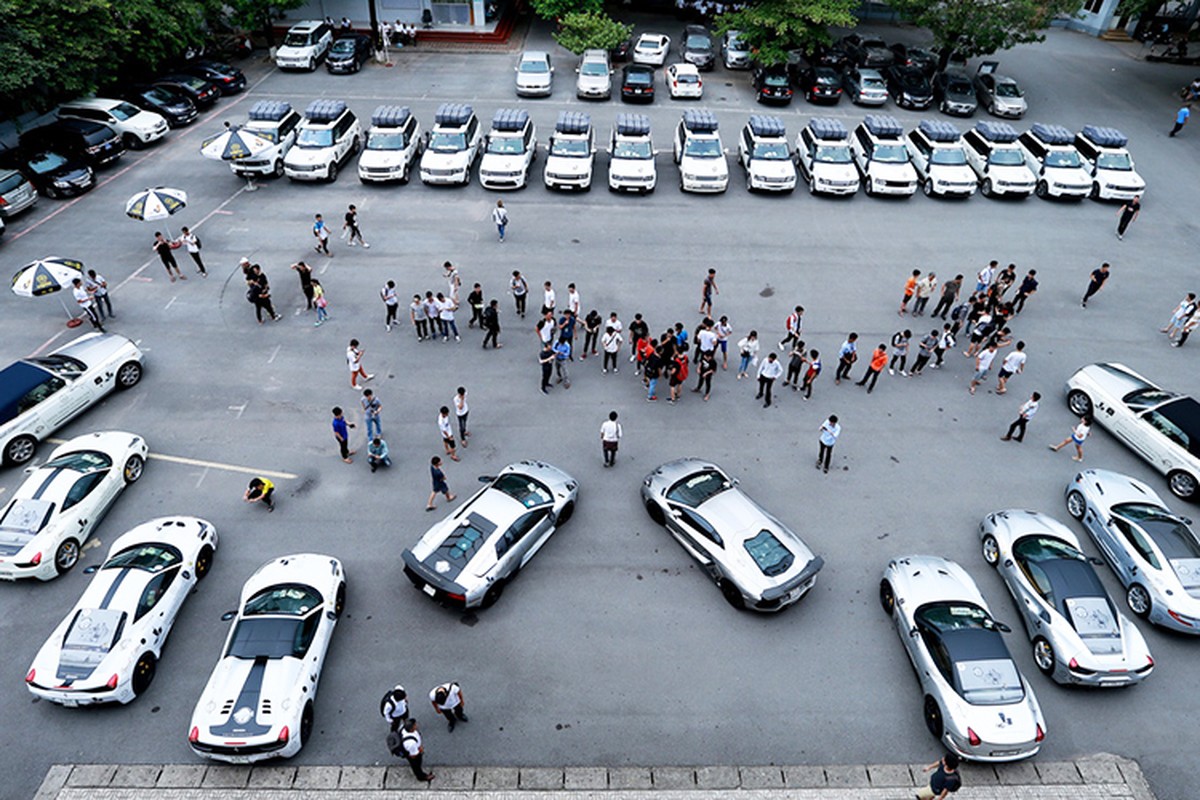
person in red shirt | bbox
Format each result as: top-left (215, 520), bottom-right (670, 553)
top-left (856, 344), bottom-right (889, 393)
top-left (898, 269), bottom-right (921, 316)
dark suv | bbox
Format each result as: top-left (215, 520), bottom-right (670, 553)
top-left (0, 146), bottom-right (95, 198)
top-left (884, 64), bottom-right (933, 109)
top-left (793, 64), bottom-right (843, 104)
top-left (679, 25), bottom-right (715, 71)
top-left (19, 119), bottom-right (124, 169)
top-left (839, 34), bottom-right (893, 68)
top-left (122, 84), bottom-right (198, 128)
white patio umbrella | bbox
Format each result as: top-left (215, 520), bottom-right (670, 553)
top-left (11, 257), bottom-right (88, 324)
top-left (200, 122), bottom-right (275, 190)
top-left (125, 186), bottom-right (189, 236)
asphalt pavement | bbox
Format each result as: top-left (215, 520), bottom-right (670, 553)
top-left (1, 16), bottom-right (1198, 800)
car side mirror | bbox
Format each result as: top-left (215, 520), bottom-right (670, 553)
top-left (1089, 556), bottom-right (1105, 567)
top-left (326, 610), bottom-right (336, 620)
top-left (83, 565), bottom-right (98, 574)
top-left (993, 621), bottom-right (1013, 633)
top-left (575, 68), bottom-right (580, 73)
top-left (653, 148), bottom-right (661, 155)
top-left (220, 610), bottom-right (237, 621)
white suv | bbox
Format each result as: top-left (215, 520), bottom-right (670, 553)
top-left (275, 20), bottom-right (334, 71)
top-left (1019, 123), bottom-right (1091, 200)
top-left (851, 114), bottom-right (917, 197)
top-left (962, 121), bottom-right (1036, 198)
top-left (479, 108), bottom-right (537, 190)
top-left (358, 105), bottom-right (422, 184)
top-left (283, 100), bottom-right (361, 182)
top-left (420, 104), bottom-right (482, 186)
top-left (57, 98), bottom-right (167, 150)
top-left (232, 100), bottom-right (302, 178)
top-left (1074, 125), bottom-right (1146, 201)
top-left (673, 109), bottom-right (728, 193)
top-left (544, 112), bottom-right (595, 191)
top-left (796, 118), bottom-right (859, 196)
top-left (608, 113), bottom-right (657, 193)
top-left (906, 119), bottom-right (977, 198)
top-left (737, 115), bottom-right (795, 192)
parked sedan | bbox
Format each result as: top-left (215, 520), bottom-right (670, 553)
top-left (1065, 362), bottom-right (1200, 500)
top-left (839, 33), bottom-right (893, 68)
top-left (979, 509), bottom-right (1154, 686)
top-left (154, 74), bottom-right (220, 110)
top-left (515, 50), bottom-right (554, 97)
top-left (843, 65), bottom-right (888, 106)
top-left (933, 70), bottom-right (977, 117)
top-left (402, 461), bottom-right (578, 608)
top-left (641, 459), bottom-right (823, 612)
top-left (889, 43), bottom-right (938, 76)
top-left (326, 34), bottom-right (373, 74)
top-left (0, 167), bottom-right (39, 217)
top-left (0, 333), bottom-right (144, 466)
top-left (881, 556), bottom-right (1045, 761)
top-left (181, 60), bottom-right (247, 95)
top-left (885, 64), bottom-right (933, 109)
top-left (679, 25), bottom-right (715, 71)
top-left (189, 554), bottom-right (345, 762)
top-left (974, 62), bottom-right (1026, 118)
top-left (0, 148), bottom-right (94, 198)
top-left (665, 63), bottom-right (702, 99)
top-left (752, 65), bottom-right (793, 105)
top-left (121, 84), bottom-right (198, 128)
top-left (1067, 469), bottom-right (1200, 633)
top-left (621, 64), bottom-right (656, 103)
top-left (0, 432), bottom-right (147, 581)
top-left (25, 516), bottom-right (217, 704)
top-left (793, 64), bottom-right (842, 104)
top-left (633, 33), bottom-right (671, 66)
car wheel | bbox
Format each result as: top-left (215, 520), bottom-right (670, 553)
top-left (273, 159), bottom-right (284, 178)
top-left (334, 581), bottom-right (346, 618)
top-left (1032, 637), bottom-right (1056, 676)
top-left (117, 361), bottom-right (143, 389)
top-left (1066, 490), bottom-right (1087, 520)
top-left (400, 162), bottom-right (411, 185)
top-left (132, 652), bottom-right (157, 696)
top-left (1035, 180), bottom-right (1049, 199)
top-left (307, 58), bottom-right (316, 72)
top-left (864, 180), bottom-right (874, 197)
top-left (981, 534), bottom-right (1000, 567)
top-left (808, 176), bottom-right (818, 195)
top-left (481, 579), bottom-right (506, 608)
top-left (1066, 389), bottom-right (1093, 417)
top-left (123, 134), bottom-right (143, 151)
top-left (1090, 182), bottom-right (1101, 200)
top-left (327, 161), bottom-right (338, 182)
top-left (923, 695), bottom-right (944, 739)
top-left (4, 434), bottom-right (38, 466)
top-left (55, 537), bottom-right (81, 575)
top-left (1168, 470), bottom-right (1198, 499)
top-left (122, 454), bottom-right (145, 484)
top-left (195, 544), bottom-right (214, 580)
top-left (719, 578), bottom-right (745, 610)
top-left (557, 501), bottom-right (575, 526)
top-left (879, 579), bottom-right (896, 615)
top-left (981, 179), bottom-right (993, 197)
top-left (1127, 583), bottom-right (1151, 618)
top-left (987, 99), bottom-right (995, 115)
top-left (299, 701), bottom-right (314, 745)
top-left (922, 178), bottom-right (933, 197)
top-left (644, 499), bottom-right (665, 525)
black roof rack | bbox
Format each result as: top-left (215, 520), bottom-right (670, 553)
top-left (555, 111), bottom-right (591, 134)
top-left (491, 108), bottom-right (530, 132)
top-left (863, 115), bottom-right (903, 138)
top-left (1029, 123), bottom-right (1074, 145)
top-left (371, 105), bottom-right (412, 128)
top-left (682, 109), bottom-right (719, 133)
top-left (748, 115), bottom-right (786, 138)
top-left (616, 114), bottom-right (651, 136)
top-left (974, 120), bottom-right (1019, 143)
top-left (248, 100), bottom-right (292, 122)
top-left (1080, 125), bottom-right (1127, 148)
top-left (434, 103), bottom-right (474, 126)
top-left (303, 100), bottom-right (347, 123)
top-left (918, 119), bottom-right (961, 143)
top-left (809, 118), bottom-right (848, 141)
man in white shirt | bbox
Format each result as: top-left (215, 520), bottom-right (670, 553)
top-left (381, 280), bottom-right (399, 331)
top-left (390, 718), bottom-right (434, 783)
top-left (437, 407), bottom-right (459, 461)
top-left (430, 682), bottom-right (468, 731)
top-left (71, 278), bottom-right (104, 331)
top-left (606, 312), bottom-right (622, 334)
top-left (567, 283), bottom-right (581, 316)
top-left (453, 387), bottom-right (469, 445)
top-left (995, 340), bottom-right (1027, 394)
top-left (380, 684), bottom-right (409, 732)
top-left (817, 414), bottom-right (840, 473)
top-left (601, 326), bottom-right (623, 373)
top-left (444, 261), bottom-right (461, 303)
top-left (600, 410), bottom-right (622, 466)
top-left (695, 323), bottom-right (718, 361)
top-left (436, 293), bottom-right (460, 341)
top-left (179, 225), bottom-right (206, 276)
top-left (968, 342), bottom-right (999, 395)
top-left (491, 200), bottom-right (508, 241)
top-left (542, 281), bottom-right (556, 315)
top-left (779, 305), bottom-right (804, 350)
top-left (1002, 391), bottom-right (1040, 443)
top-left (755, 352), bottom-right (784, 408)
top-left (975, 260), bottom-right (997, 294)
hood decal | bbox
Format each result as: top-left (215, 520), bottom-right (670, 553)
top-left (208, 656), bottom-right (273, 738)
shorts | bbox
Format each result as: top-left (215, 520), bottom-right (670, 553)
top-left (443, 436), bottom-right (456, 448)
top-left (669, 376), bottom-right (683, 387)
top-left (997, 369), bottom-right (1013, 380)
top-left (718, 340), bottom-right (727, 353)
top-left (973, 367), bottom-right (991, 381)
top-left (433, 479), bottom-right (449, 494)
top-left (901, 292), bottom-right (913, 304)
top-left (1071, 434), bottom-right (1087, 445)
top-left (602, 440), bottom-right (618, 452)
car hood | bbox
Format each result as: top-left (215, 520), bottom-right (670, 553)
top-left (517, 72), bottom-right (552, 88)
top-left (578, 75), bottom-right (610, 90)
top-left (813, 162), bottom-right (858, 181)
top-left (610, 157), bottom-right (655, 177)
top-left (546, 155), bottom-right (593, 175)
top-left (360, 149), bottom-right (406, 167)
top-left (680, 156), bottom-right (727, 176)
top-left (193, 655), bottom-right (303, 741)
top-left (54, 332), bottom-right (139, 368)
top-left (276, 45), bottom-right (314, 58)
top-left (1071, 363), bottom-right (1147, 399)
top-left (868, 162), bottom-right (916, 180)
top-left (422, 149), bottom-right (471, 168)
top-left (480, 153), bottom-right (528, 171)
top-left (750, 159), bottom-right (796, 178)
top-left (931, 165), bottom-right (976, 183)
top-left (285, 147), bottom-right (334, 166)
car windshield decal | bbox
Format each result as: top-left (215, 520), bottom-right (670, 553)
top-left (0, 498), bottom-right (55, 545)
top-left (954, 657), bottom-right (1024, 704)
top-left (1063, 597), bottom-right (1120, 650)
top-left (57, 607), bottom-right (127, 682)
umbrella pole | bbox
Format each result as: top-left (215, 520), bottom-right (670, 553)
top-left (58, 295), bottom-right (73, 319)
top-left (244, 172), bottom-right (258, 192)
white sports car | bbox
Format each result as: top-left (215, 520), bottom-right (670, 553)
top-left (188, 553), bottom-right (345, 763)
top-left (0, 431), bottom-right (147, 581)
top-left (1067, 468), bottom-right (1200, 634)
top-left (1065, 363), bottom-right (1200, 500)
top-left (633, 33), bottom-right (671, 66)
top-left (25, 516), bottom-right (217, 705)
top-left (881, 555), bottom-right (1045, 762)
top-left (0, 333), bottom-right (145, 466)
top-left (979, 509), bottom-right (1153, 686)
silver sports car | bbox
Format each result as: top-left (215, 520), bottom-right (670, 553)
top-left (979, 509), bottom-right (1153, 686)
top-left (1065, 363), bottom-right (1200, 500)
top-left (641, 458), bottom-right (823, 612)
top-left (1066, 468), bottom-right (1200, 634)
top-left (881, 555), bottom-right (1045, 762)
top-left (401, 461), bottom-right (578, 609)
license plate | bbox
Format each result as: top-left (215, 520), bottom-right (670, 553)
top-left (422, 584), bottom-right (436, 597)
top-left (0, 571), bottom-right (15, 581)
top-left (59, 699), bottom-right (80, 708)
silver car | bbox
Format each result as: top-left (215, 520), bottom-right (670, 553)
top-left (576, 49), bottom-right (612, 99)
top-left (1065, 362), bottom-right (1200, 500)
top-left (515, 50), bottom-right (554, 98)
top-left (979, 509), bottom-right (1153, 686)
top-left (881, 556), bottom-right (1045, 762)
top-left (640, 459), bottom-right (823, 612)
top-left (1066, 468), bottom-right (1200, 634)
top-left (402, 461), bottom-right (578, 609)
top-left (974, 62), bottom-right (1027, 119)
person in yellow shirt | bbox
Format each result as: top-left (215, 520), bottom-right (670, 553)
top-left (244, 477), bottom-right (275, 512)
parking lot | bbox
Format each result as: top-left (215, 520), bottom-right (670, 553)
top-left (1, 17), bottom-right (1197, 800)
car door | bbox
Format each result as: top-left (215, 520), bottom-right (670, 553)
top-left (133, 565), bottom-right (182, 650)
top-left (60, 469), bottom-right (112, 540)
top-left (1081, 502), bottom-right (1123, 574)
top-left (511, 507), bottom-right (554, 568)
top-left (1006, 553), bottom-right (1052, 637)
top-left (1107, 515), bottom-right (1156, 586)
top-left (662, 502), bottom-right (717, 570)
top-left (1137, 408), bottom-right (1190, 470)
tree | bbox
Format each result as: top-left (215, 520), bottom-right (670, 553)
top-left (225, 0), bottom-right (308, 48)
top-left (554, 10), bottom-right (632, 54)
top-left (530, 0), bottom-right (602, 21)
top-left (713, 0), bottom-right (859, 67)
top-left (888, 0), bottom-right (1083, 69)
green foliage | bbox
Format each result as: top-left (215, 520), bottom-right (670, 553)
top-left (530, 0), bottom-right (602, 21)
top-left (225, 0), bottom-right (308, 41)
top-left (888, 0), bottom-right (1082, 65)
top-left (714, 0), bottom-right (859, 66)
top-left (554, 11), bottom-right (633, 54)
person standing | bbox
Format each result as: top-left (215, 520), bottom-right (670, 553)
top-left (246, 269), bottom-right (280, 323)
top-left (910, 330), bottom-right (937, 377)
top-left (968, 342), bottom-right (999, 395)
top-left (1001, 391), bottom-right (1041, 442)
top-left (566, 283), bottom-right (582, 318)
top-left (975, 260), bottom-right (997, 295)
top-left (312, 279), bottom-right (329, 325)
top-left (834, 332), bottom-right (858, 385)
top-left (1170, 104), bottom-right (1190, 137)
top-left (699, 268), bottom-right (718, 316)
top-left (72, 277), bottom-right (104, 331)
top-left (553, 337), bottom-right (572, 388)
top-left (444, 261), bottom-right (462, 303)
top-left (756, 352), bottom-right (783, 408)
top-left (243, 477), bottom-right (275, 511)
top-left (696, 350), bottom-right (717, 400)
top-left (85, 270), bottom-right (113, 320)
top-left (856, 343), bottom-right (888, 393)
top-left (779, 306), bottom-right (804, 351)
top-left (601, 325), bottom-right (622, 373)
top-left (482, 299), bottom-right (502, 349)
top-left (437, 407), bottom-right (460, 461)
top-left (368, 437), bottom-right (391, 472)
top-left (437, 293), bottom-right (460, 342)
top-left (343, 204), bottom-right (368, 247)
top-left (331, 407), bottom-right (355, 463)
top-left (539, 342), bottom-right (555, 395)
top-left (931, 274), bottom-right (963, 320)
top-left (292, 261), bottom-right (315, 310)
top-left (453, 387), bottom-right (470, 446)
top-left (381, 280), bottom-right (399, 331)
top-left (427, 456), bottom-right (456, 510)
top-left (714, 315), bottom-right (732, 370)
top-left (1116, 195), bottom-right (1140, 240)
top-left (1081, 262), bottom-right (1111, 308)
top-left (643, 345), bottom-right (662, 401)
top-left (541, 281), bottom-right (556, 316)
top-left (736, 330), bottom-right (760, 379)
top-left (995, 341), bottom-right (1027, 394)
top-left (800, 350), bottom-right (821, 400)
top-left (467, 283), bottom-right (485, 329)
top-left (557, 310), bottom-right (577, 360)
top-left (347, 339), bottom-right (373, 389)
top-left (1050, 415), bottom-right (1092, 461)
top-left (1174, 310), bottom-right (1200, 346)
top-left (888, 330), bottom-right (911, 376)
top-left (912, 272), bottom-right (936, 316)
top-left (1161, 292), bottom-right (1197, 338)
top-left (380, 685), bottom-right (409, 733)
top-left (391, 719), bottom-right (435, 783)
top-left (582, 309), bottom-right (602, 358)
top-left (152, 232), bottom-right (185, 282)
top-left (917, 753), bottom-right (961, 800)
top-left (629, 313), bottom-right (649, 368)
top-left (898, 269), bottom-right (921, 316)
top-left (1012, 269), bottom-right (1038, 314)
top-left (817, 415), bottom-right (840, 474)
top-left (934, 324), bottom-right (955, 369)
top-left (429, 682), bottom-right (468, 731)
top-left (313, 213), bottom-right (331, 256)
top-left (782, 340), bottom-right (806, 388)
top-left (361, 388), bottom-right (383, 439)
top-left (510, 270), bottom-right (528, 318)
top-left (600, 410), bottom-right (622, 467)
top-left (178, 226), bottom-right (207, 276)
top-left (410, 295), bottom-right (430, 341)
top-left (492, 199), bottom-right (509, 241)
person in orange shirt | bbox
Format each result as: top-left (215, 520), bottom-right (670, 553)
top-left (856, 343), bottom-right (889, 393)
top-left (898, 269), bottom-right (921, 316)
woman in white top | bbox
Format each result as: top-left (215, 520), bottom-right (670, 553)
top-left (178, 226), bottom-right (206, 276)
top-left (714, 315), bottom-right (733, 370)
top-left (736, 330), bottom-right (759, 379)
top-left (1049, 415), bottom-right (1092, 462)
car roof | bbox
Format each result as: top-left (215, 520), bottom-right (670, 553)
top-left (521, 50), bottom-right (549, 59)
top-left (289, 20), bottom-right (325, 31)
top-left (61, 98), bottom-right (123, 111)
top-left (33, 118), bottom-right (108, 135)
top-left (672, 62), bottom-right (699, 73)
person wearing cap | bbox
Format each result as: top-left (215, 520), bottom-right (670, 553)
top-left (429, 681), bottom-right (468, 731)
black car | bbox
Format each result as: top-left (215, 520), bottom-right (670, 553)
top-left (327, 34), bottom-right (373, 74)
top-left (122, 84), bottom-right (198, 128)
top-left (839, 33), bottom-right (893, 68)
top-left (793, 64), bottom-right (843, 104)
top-left (752, 65), bottom-right (793, 105)
top-left (19, 119), bottom-right (124, 169)
top-left (889, 43), bottom-right (938, 77)
top-left (885, 64), bottom-right (933, 109)
top-left (621, 64), bottom-right (655, 102)
top-left (182, 60), bottom-right (247, 95)
top-left (611, 36), bottom-right (634, 63)
top-left (680, 25), bottom-right (715, 71)
top-left (932, 70), bottom-right (978, 116)
top-left (154, 74), bottom-right (220, 109)
top-left (0, 147), bottom-right (95, 198)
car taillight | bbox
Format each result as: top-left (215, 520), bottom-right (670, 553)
top-left (1147, 656), bottom-right (1154, 667)
top-left (106, 674), bottom-right (119, 689)
top-left (1068, 657), bottom-right (1078, 669)
top-left (189, 727), bottom-right (199, 743)
top-left (446, 592), bottom-right (466, 603)
top-left (967, 727), bottom-right (981, 746)
top-left (1035, 724), bottom-right (1045, 742)
top-left (0, 197), bottom-right (8, 207)
top-left (30, 552), bottom-right (41, 566)
top-left (25, 668), bottom-right (35, 684)
top-left (278, 726), bottom-right (290, 743)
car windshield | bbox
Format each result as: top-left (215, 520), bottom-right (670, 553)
top-left (947, 79), bottom-right (972, 95)
top-left (143, 87), bottom-right (178, 104)
top-left (226, 614), bottom-right (318, 659)
top-left (0, 172), bottom-right (24, 193)
top-left (520, 58), bottom-right (549, 73)
top-left (108, 102), bottom-right (142, 121)
top-left (686, 36), bottom-right (710, 50)
top-left (862, 77), bottom-right (885, 90)
top-left (637, 39), bottom-right (662, 51)
top-left (728, 35), bottom-right (747, 51)
top-left (44, 450), bottom-right (111, 472)
top-left (331, 40), bottom-right (356, 54)
top-left (614, 140), bottom-right (652, 159)
top-left (683, 138), bottom-right (722, 158)
top-left (492, 473), bottom-right (553, 507)
top-left (1147, 399), bottom-right (1200, 455)
top-left (666, 468), bottom-right (730, 506)
top-left (930, 148), bottom-right (967, 166)
top-left (753, 142), bottom-right (790, 160)
top-left (283, 32), bottom-right (312, 47)
top-left (249, 126), bottom-right (279, 144)
top-left (1096, 152), bottom-right (1132, 170)
top-left (486, 135), bottom-right (526, 155)
top-left (103, 543), bottom-right (182, 572)
top-left (743, 530), bottom-right (795, 576)
top-left (296, 128), bottom-right (334, 148)
top-left (368, 131), bottom-right (407, 150)
top-left (1044, 150), bottom-right (1082, 168)
top-left (988, 149), bottom-right (1025, 166)
top-left (763, 74), bottom-right (788, 87)
top-left (27, 152), bottom-right (69, 173)
top-left (815, 143), bottom-right (852, 163)
top-left (675, 72), bottom-right (699, 84)
top-left (429, 131), bottom-right (466, 152)
top-left (581, 62), bottom-right (608, 76)
top-left (175, 76), bottom-right (206, 91)
top-left (243, 583), bottom-right (324, 616)
top-left (29, 354), bottom-right (86, 376)
top-left (0, 498), bottom-right (54, 539)
top-left (626, 72), bottom-right (652, 86)
top-left (1123, 387), bottom-right (1175, 410)
top-left (550, 137), bottom-right (590, 157)
top-left (996, 81), bottom-right (1023, 98)
top-left (871, 143), bottom-right (908, 163)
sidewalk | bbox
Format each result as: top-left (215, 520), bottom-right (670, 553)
top-left (34, 755), bottom-right (1156, 799)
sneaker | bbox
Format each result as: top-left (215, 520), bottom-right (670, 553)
top-left (366, 374), bottom-right (375, 381)
top-left (386, 324), bottom-right (391, 332)
top-left (1117, 233), bottom-right (1123, 240)
top-left (362, 243), bottom-right (371, 249)
top-left (630, 354), bottom-right (636, 362)
top-left (348, 241), bottom-right (357, 247)
top-left (455, 335), bottom-right (461, 341)
top-left (602, 368), bottom-right (607, 373)
top-left (888, 368), bottom-right (895, 376)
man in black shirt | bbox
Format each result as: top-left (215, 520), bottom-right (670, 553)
top-left (917, 752), bottom-right (961, 800)
top-left (1081, 262), bottom-right (1111, 308)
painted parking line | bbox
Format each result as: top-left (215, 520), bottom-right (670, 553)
top-left (45, 438), bottom-right (298, 480)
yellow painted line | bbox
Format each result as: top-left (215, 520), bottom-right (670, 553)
top-left (45, 439), bottom-right (298, 480)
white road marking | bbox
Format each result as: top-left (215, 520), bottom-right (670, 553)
top-left (43, 437), bottom-right (297, 480)
top-left (29, 330), bottom-right (67, 357)
top-left (228, 403), bottom-right (247, 418)
top-left (164, 295), bottom-right (178, 310)
top-left (195, 467), bottom-right (209, 488)
top-left (267, 344), bottom-right (281, 364)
